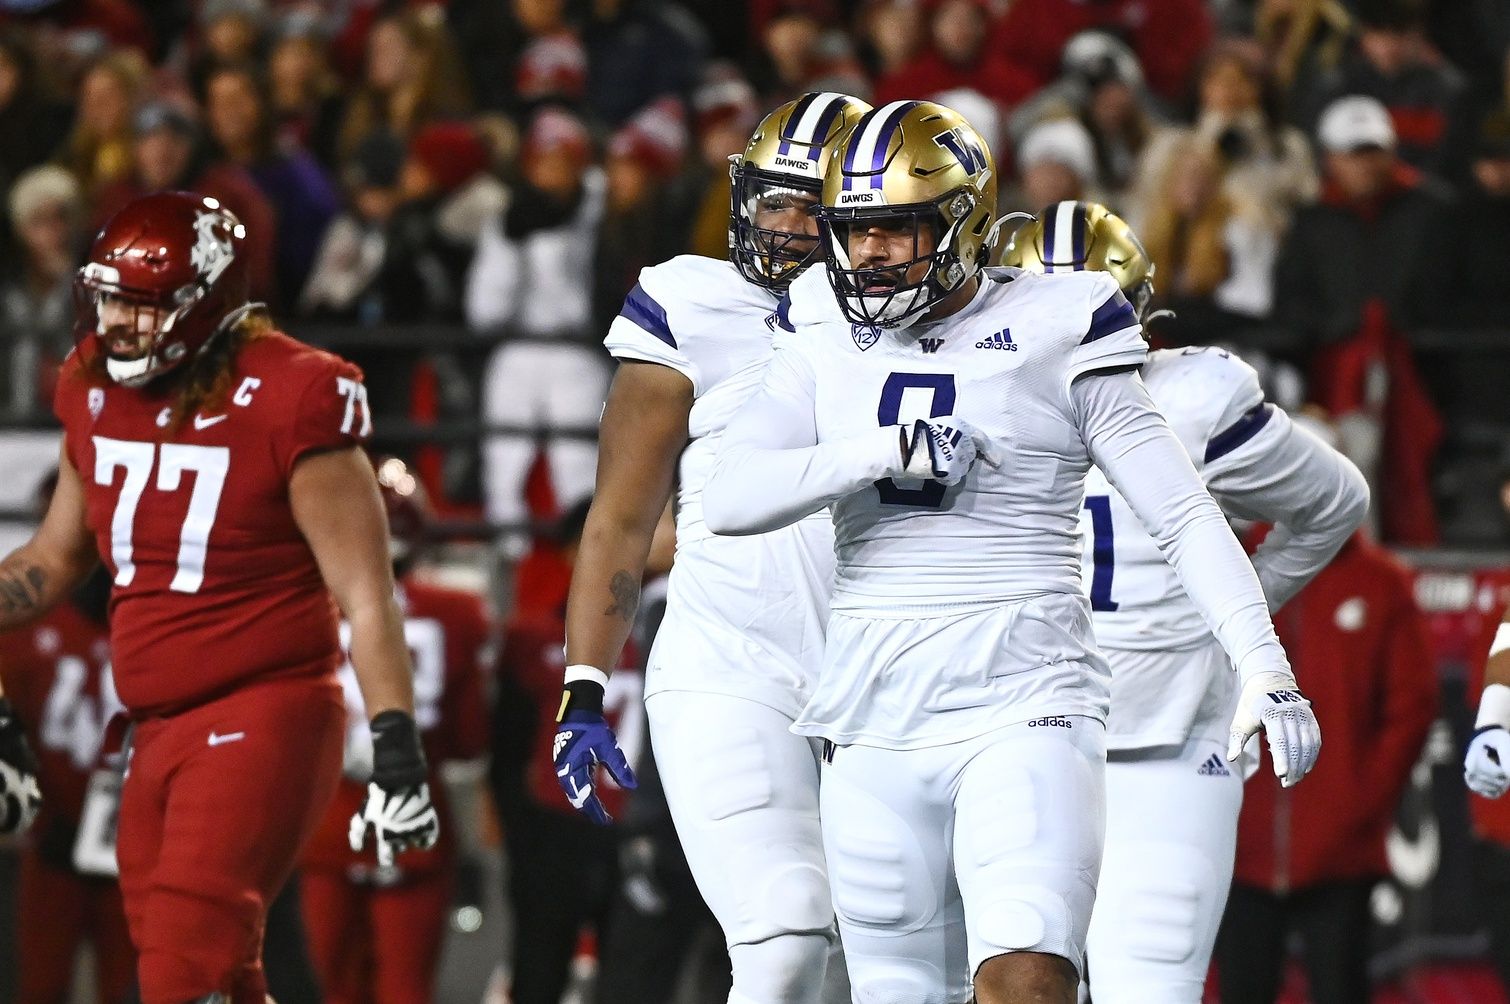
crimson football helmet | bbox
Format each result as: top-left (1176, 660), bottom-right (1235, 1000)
top-left (375, 457), bottom-right (434, 566)
top-left (74, 191), bottom-right (253, 387)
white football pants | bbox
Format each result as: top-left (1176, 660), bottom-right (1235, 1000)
top-left (647, 691), bottom-right (848, 1004)
top-left (820, 718), bottom-right (1107, 1003)
top-left (1083, 737), bottom-right (1243, 1003)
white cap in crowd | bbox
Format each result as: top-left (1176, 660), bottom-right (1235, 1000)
top-left (1017, 117), bottom-right (1097, 181)
top-left (1318, 95), bottom-right (1397, 153)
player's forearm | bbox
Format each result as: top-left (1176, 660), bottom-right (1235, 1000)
top-left (347, 597), bottom-right (416, 718)
top-left (0, 541), bottom-right (92, 633)
top-left (1212, 418), bottom-right (1370, 611)
top-left (704, 431), bottom-right (899, 535)
top-left (1478, 617), bottom-right (1510, 729)
top-left (564, 511), bottom-right (660, 673)
top-left (1077, 372), bottom-right (1291, 682)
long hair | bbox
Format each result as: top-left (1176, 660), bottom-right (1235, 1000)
top-left (336, 9), bottom-right (473, 161)
top-left (1138, 138), bottom-right (1232, 302)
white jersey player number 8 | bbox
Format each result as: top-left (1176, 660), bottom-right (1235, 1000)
top-left (876, 371), bottom-right (956, 507)
top-left (92, 437), bottom-right (230, 594)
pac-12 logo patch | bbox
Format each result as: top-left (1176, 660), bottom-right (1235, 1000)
top-left (851, 324), bottom-right (881, 351)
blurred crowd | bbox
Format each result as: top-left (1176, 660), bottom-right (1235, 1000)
top-left (1, 0), bottom-right (1509, 546)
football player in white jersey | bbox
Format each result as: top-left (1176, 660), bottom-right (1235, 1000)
top-left (702, 101), bottom-right (1323, 1004)
top-left (551, 92), bottom-right (870, 1004)
top-left (1004, 202), bottom-right (1369, 1003)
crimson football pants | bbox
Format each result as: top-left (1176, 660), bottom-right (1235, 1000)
top-left (18, 851), bottom-right (135, 1004)
top-left (299, 868), bottom-right (452, 1004)
top-left (116, 675), bottom-right (345, 1004)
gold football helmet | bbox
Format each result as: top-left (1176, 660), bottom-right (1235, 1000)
top-left (730, 91), bottom-right (872, 289)
top-left (818, 100), bottom-right (998, 329)
top-left (1001, 201), bottom-right (1156, 318)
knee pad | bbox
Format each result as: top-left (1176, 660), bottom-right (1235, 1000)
top-left (729, 932), bottom-right (833, 1004)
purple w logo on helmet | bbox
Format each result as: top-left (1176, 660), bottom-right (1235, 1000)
top-left (933, 127), bottom-right (989, 175)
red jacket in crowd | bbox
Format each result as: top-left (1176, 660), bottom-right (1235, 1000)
top-left (1234, 535), bottom-right (1437, 893)
top-left (991, 0), bottom-right (1214, 102)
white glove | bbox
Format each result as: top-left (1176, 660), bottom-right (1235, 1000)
top-left (349, 781), bottom-right (441, 868)
top-left (1227, 671), bottom-right (1322, 788)
top-left (895, 415), bottom-right (988, 486)
top-left (1465, 727), bottom-right (1510, 799)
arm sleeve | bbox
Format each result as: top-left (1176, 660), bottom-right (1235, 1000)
top-left (464, 215), bottom-right (520, 331)
top-left (702, 341), bottom-right (900, 535)
top-left (1073, 369), bottom-right (1291, 682)
top-left (1205, 407), bottom-right (1370, 611)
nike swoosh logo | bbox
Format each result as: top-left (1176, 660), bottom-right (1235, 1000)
top-left (194, 414), bottom-right (228, 430)
top-left (207, 731), bottom-right (245, 747)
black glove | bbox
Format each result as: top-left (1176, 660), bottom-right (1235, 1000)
top-left (0, 698), bottom-right (42, 836)
top-left (348, 710), bottom-right (439, 867)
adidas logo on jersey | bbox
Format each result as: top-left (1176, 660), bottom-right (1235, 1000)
top-left (1028, 716), bottom-right (1071, 729)
top-left (975, 329), bottom-right (1017, 350)
top-left (1197, 754), bottom-right (1231, 777)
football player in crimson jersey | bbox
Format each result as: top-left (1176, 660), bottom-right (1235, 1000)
top-left (0, 190), bottom-right (437, 1004)
top-left (298, 458), bottom-right (492, 1004)
top-left (0, 559), bottom-right (134, 1004)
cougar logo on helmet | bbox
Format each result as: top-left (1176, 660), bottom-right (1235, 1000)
top-left (729, 92), bottom-right (872, 290)
top-left (190, 209), bottom-right (237, 286)
top-left (819, 101), bottom-right (998, 331)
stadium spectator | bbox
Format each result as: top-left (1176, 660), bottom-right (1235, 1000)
top-left (192, 0), bottom-right (268, 88)
top-left (468, 106), bottom-right (606, 540)
top-left (0, 166), bottom-right (86, 419)
top-left (594, 99), bottom-right (692, 333)
top-left (1133, 40), bottom-right (1316, 239)
top-left (267, 13), bottom-right (346, 170)
top-left (1304, 0), bottom-right (1471, 181)
top-left (514, 30), bottom-right (589, 108)
top-left (1015, 116), bottom-right (1100, 212)
top-left (204, 61), bottom-right (341, 308)
top-left (993, 0), bottom-right (1214, 103)
top-left (1009, 31), bottom-right (1159, 204)
top-left (856, 0), bottom-right (924, 89)
top-left (1254, 0), bottom-right (1353, 110)
top-left (56, 49), bottom-right (148, 197)
top-left (583, 0), bottom-right (705, 125)
top-left (872, 0), bottom-right (1035, 110)
top-left (0, 29), bottom-right (71, 212)
top-left (684, 67), bottom-right (761, 260)
top-left (1217, 528), bottom-right (1435, 1004)
top-left (1136, 135), bottom-right (1279, 326)
top-left (1276, 95), bottom-right (1451, 347)
top-left (299, 132), bottom-right (406, 323)
top-left (336, 8), bottom-right (472, 163)
top-left (1275, 95), bottom-right (1451, 543)
top-left (490, 498), bottom-right (642, 1004)
top-left (92, 101), bottom-right (278, 303)
top-left (1441, 111), bottom-right (1510, 328)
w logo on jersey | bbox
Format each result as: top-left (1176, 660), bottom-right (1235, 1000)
top-left (934, 127), bottom-right (989, 175)
top-left (919, 337), bottom-right (944, 354)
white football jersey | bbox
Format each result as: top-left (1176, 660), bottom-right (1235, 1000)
top-left (774, 264), bottom-right (1147, 744)
top-left (1079, 346), bottom-right (1278, 748)
top-left (603, 255), bottom-right (835, 719)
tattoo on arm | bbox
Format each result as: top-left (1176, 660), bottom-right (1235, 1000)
top-left (604, 570), bottom-right (640, 622)
top-left (0, 560), bottom-right (46, 617)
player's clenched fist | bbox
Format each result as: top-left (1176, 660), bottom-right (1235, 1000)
top-left (349, 710), bottom-right (439, 866)
top-left (0, 698), bottom-right (41, 835)
top-left (895, 415), bottom-right (989, 486)
top-left (1227, 671), bottom-right (1322, 788)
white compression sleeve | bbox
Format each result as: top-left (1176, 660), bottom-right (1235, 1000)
top-left (1205, 410), bottom-right (1370, 611)
top-left (1073, 369), bottom-right (1292, 682)
top-left (703, 346), bottom-right (901, 536)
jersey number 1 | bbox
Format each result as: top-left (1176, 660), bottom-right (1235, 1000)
top-left (93, 437), bottom-right (230, 594)
top-left (1082, 494), bottom-right (1119, 612)
top-left (875, 372), bottom-right (956, 508)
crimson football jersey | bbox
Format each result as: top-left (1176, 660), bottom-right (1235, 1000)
top-left (301, 575), bottom-right (493, 876)
top-left (53, 332), bottom-right (372, 716)
top-left (0, 600), bottom-right (119, 837)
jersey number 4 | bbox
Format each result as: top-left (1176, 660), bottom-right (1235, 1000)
top-left (93, 437), bottom-right (229, 594)
top-left (875, 372), bottom-right (955, 508)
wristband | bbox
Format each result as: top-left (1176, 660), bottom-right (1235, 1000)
top-left (1476, 683), bottom-right (1510, 732)
top-left (558, 665), bottom-right (608, 721)
top-left (369, 709), bottom-right (427, 787)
